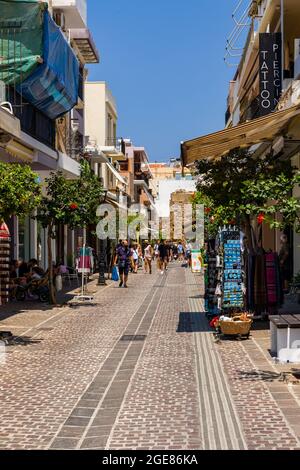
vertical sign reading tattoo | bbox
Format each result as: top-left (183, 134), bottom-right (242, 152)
top-left (259, 33), bottom-right (282, 116)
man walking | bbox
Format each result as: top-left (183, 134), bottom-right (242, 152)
top-left (158, 240), bottom-right (168, 275)
top-left (114, 239), bottom-right (132, 288)
top-left (178, 241), bottom-right (184, 262)
top-left (144, 241), bottom-right (153, 274)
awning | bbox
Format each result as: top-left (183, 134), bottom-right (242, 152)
top-left (181, 104), bottom-right (300, 166)
top-left (106, 162), bottom-right (128, 186)
top-left (70, 28), bottom-right (100, 64)
top-left (5, 139), bottom-right (34, 162)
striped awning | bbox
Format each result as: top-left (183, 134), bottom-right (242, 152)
top-left (181, 104), bottom-right (300, 166)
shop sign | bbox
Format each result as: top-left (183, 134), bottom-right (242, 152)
top-left (259, 33), bottom-right (282, 116)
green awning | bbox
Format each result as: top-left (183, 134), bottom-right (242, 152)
top-left (0, 0), bottom-right (46, 85)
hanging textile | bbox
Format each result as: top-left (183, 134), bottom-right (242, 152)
top-left (0, 222), bottom-right (11, 306)
top-left (77, 246), bottom-right (92, 274)
top-left (0, 1), bottom-right (79, 119)
top-left (245, 253), bottom-right (255, 311)
top-left (253, 249), bottom-right (267, 312)
top-left (265, 252), bottom-right (279, 306)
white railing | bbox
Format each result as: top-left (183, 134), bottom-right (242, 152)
top-left (52, 0), bottom-right (87, 26)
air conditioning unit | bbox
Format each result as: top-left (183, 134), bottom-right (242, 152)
top-left (53, 11), bottom-right (66, 31)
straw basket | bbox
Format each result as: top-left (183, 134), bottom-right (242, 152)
top-left (219, 316), bottom-right (252, 337)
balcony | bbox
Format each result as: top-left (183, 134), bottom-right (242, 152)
top-left (7, 89), bottom-right (55, 149)
top-left (99, 138), bottom-right (127, 161)
top-left (70, 28), bottom-right (100, 64)
top-left (52, 0), bottom-right (87, 28)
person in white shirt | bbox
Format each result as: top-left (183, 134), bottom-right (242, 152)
top-left (154, 240), bottom-right (160, 270)
top-left (144, 242), bottom-right (153, 274)
top-left (132, 244), bottom-right (139, 273)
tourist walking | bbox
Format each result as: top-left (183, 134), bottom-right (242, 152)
top-left (178, 241), bottom-right (184, 262)
top-left (185, 241), bottom-right (193, 268)
top-left (132, 244), bottom-right (139, 274)
top-left (144, 241), bottom-right (153, 274)
top-left (154, 240), bottom-right (160, 270)
top-left (114, 240), bottom-right (132, 288)
top-left (158, 240), bottom-right (168, 275)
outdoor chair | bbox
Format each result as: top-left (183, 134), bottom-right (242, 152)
top-left (60, 266), bottom-right (80, 287)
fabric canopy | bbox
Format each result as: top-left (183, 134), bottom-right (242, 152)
top-left (0, 0), bottom-right (45, 85)
top-left (181, 104), bottom-right (300, 166)
top-left (19, 10), bottom-right (79, 120)
top-left (106, 161), bottom-right (128, 186)
top-left (0, 1), bottom-right (79, 120)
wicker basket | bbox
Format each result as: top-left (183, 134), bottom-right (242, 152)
top-left (219, 316), bottom-right (252, 336)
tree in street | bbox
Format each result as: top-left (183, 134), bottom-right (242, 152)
top-left (36, 160), bottom-right (103, 303)
top-left (0, 162), bottom-right (41, 223)
top-left (194, 148), bottom-right (300, 250)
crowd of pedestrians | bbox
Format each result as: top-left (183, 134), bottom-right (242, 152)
top-left (114, 239), bottom-right (193, 287)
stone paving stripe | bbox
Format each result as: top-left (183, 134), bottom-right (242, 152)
top-left (105, 278), bottom-right (167, 451)
top-left (46, 276), bottom-right (160, 450)
top-left (50, 438), bottom-right (78, 450)
top-left (74, 275), bottom-right (167, 449)
top-left (187, 270), bottom-right (247, 450)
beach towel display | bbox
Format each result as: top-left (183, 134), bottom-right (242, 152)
top-left (77, 246), bottom-right (93, 274)
top-left (220, 228), bottom-right (244, 310)
top-left (244, 250), bottom-right (283, 314)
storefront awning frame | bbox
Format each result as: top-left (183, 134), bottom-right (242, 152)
top-left (181, 104), bottom-right (300, 166)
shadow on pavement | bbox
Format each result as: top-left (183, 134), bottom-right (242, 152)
top-left (237, 369), bottom-right (285, 383)
top-left (3, 335), bottom-right (42, 347)
top-left (177, 312), bottom-right (212, 333)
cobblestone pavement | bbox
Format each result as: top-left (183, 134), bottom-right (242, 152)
top-left (0, 264), bottom-right (300, 449)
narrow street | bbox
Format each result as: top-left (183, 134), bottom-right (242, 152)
top-left (0, 264), bottom-right (300, 451)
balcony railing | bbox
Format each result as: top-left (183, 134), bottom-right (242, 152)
top-left (105, 138), bottom-right (126, 154)
top-left (7, 88), bottom-right (55, 149)
top-left (52, 0), bottom-right (87, 28)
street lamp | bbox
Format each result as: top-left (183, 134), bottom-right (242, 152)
top-left (97, 189), bottom-right (108, 286)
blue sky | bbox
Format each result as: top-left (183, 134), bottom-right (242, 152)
top-left (87, 0), bottom-right (241, 162)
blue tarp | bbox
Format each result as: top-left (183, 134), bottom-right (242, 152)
top-left (18, 10), bottom-right (79, 120)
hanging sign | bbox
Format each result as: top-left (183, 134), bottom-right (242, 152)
top-left (259, 33), bottom-right (282, 116)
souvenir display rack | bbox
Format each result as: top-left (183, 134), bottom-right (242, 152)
top-left (205, 226), bottom-right (245, 317)
top-left (220, 228), bottom-right (244, 310)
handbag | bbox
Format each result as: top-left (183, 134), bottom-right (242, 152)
top-left (112, 266), bottom-right (120, 282)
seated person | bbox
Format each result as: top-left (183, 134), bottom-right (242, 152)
top-left (18, 259), bottom-right (29, 278)
top-left (58, 263), bottom-right (69, 274)
top-left (31, 267), bottom-right (43, 281)
top-left (27, 266), bottom-right (45, 283)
